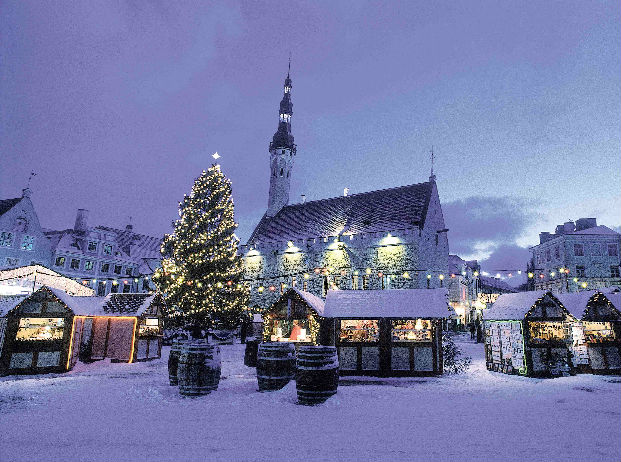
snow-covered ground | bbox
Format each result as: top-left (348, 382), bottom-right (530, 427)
top-left (1, 334), bottom-right (619, 462)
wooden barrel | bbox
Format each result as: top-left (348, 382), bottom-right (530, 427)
top-left (295, 345), bottom-right (339, 405)
top-left (177, 342), bottom-right (221, 397)
top-left (168, 340), bottom-right (186, 386)
top-left (244, 338), bottom-right (260, 367)
top-left (256, 342), bottom-right (296, 391)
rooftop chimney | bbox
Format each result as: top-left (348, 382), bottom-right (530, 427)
top-left (539, 232), bottom-right (552, 244)
top-left (74, 209), bottom-right (89, 232)
top-left (344, 188), bottom-right (349, 197)
top-left (301, 194), bottom-right (306, 204)
top-left (563, 221), bottom-right (575, 234)
top-left (126, 216), bottom-right (133, 232)
top-left (575, 218), bottom-right (597, 231)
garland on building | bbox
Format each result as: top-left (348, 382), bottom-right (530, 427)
top-left (154, 165), bottom-right (248, 336)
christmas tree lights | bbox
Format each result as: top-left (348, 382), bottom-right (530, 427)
top-left (153, 165), bottom-right (249, 336)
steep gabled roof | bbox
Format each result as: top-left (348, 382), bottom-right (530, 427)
top-left (0, 198), bottom-right (21, 217)
top-left (96, 226), bottom-right (162, 259)
top-left (249, 181), bottom-right (433, 244)
top-left (483, 291), bottom-right (568, 320)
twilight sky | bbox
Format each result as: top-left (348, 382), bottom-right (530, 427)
top-left (1, 1), bottom-right (619, 282)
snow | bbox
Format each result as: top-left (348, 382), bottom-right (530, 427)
top-left (0, 335), bottom-right (619, 462)
top-left (483, 290), bottom-right (550, 320)
top-left (556, 291), bottom-right (597, 319)
top-left (324, 289), bottom-right (450, 318)
top-left (292, 288), bottom-right (325, 316)
top-left (49, 287), bottom-right (156, 316)
top-left (571, 225), bottom-right (620, 235)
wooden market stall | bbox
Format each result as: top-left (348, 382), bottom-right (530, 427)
top-left (557, 290), bottom-right (621, 374)
top-left (0, 287), bottom-right (75, 375)
top-left (321, 289), bottom-right (449, 377)
top-left (54, 290), bottom-right (164, 366)
top-left (262, 288), bottom-right (325, 345)
top-left (0, 286), bottom-right (163, 375)
top-left (483, 291), bottom-right (576, 377)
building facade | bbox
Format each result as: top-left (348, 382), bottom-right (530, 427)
top-left (529, 218), bottom-right (621, 293)
top-left (0, 190), bottom-right (161, 296)
top-left (0, 189), bottom-right (52, 270)
top-left (242, 70), bottom-right (450, 310)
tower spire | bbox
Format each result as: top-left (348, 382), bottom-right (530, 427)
top-left (429, 146), bottom-right (436, 182)
top-left (266, 62), bottom-right (297, 217)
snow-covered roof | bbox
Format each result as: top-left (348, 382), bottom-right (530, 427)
top-left (291, 288), bottom-right (325, 316)
top-left (48, 287), bottom-right (157, 317)
top-left (0, 264), bottom-right (95, 296)
top-left (555, 291), bottom-right (596, 318)
top-left (606, 293), bottom-right (621, 312)
top-left (571, 225), bottom-right (619, 236)
top-left (248, 181), bottom-right (433, 244)
top-left (0, 295), bottom-right (27, 317)
top-left (323, 289), bottom-right (450, 318)
top-left (483, 290), bottom-right (554, 320)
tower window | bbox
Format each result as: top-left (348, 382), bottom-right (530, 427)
top-left (280, 168), bottom-right (284, 176)
top-left (287, 171), bottom-right (290, 178)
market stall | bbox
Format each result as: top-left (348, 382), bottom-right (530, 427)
top-left (321, 289), bottom-right (449, 377)
top-left (0, 287), bottom-right (75, 374)
top-left (0, 286), bottom-right (163, 375)
top-left (262, 288), bottom-right (324, 345)
top-left (557, 291), bottom-right (621, 374)
top-left (483, 291), bottom-right (576, 377)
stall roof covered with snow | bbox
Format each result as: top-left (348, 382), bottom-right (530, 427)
top-left (323, 288), bottom-right (450, 319)
top-left (0, 264), bottom-right (95, 297)
top-left (482, 290), bottom-right (571, 321)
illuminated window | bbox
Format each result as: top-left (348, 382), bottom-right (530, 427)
top-left (528, 321), bottom-right (567, 343)
top-left (0, 231), bottom-right (13, 247)
top-left (15, 317), bottom-right (65, 341)
top-left (20, 235), bottom-right (35, 251)
top-left (352, 274), bottom-right (359, 290)
top-left (55, 256), bottom-right (66, 267)
top-left (291, 276), bottom-right (296, 288)
top-left (362, 275), bottom-right (369, 290)
top-left (84, 260), bottom-right (94, 271)
top-left (574, 244), bottom-right (584, 256)
top-left (339, 320), bottom-right (379, 343)
top-left (303, 280), bottom-right (308, 291)
top-left (103, 244), bottom-right (113, 255)
top-left (139, 318), bottom-right (159, 336)
top-left (391, 319), bottom-right (432, 342)
top-left (268, 319), bottom-right (310, 342)
top-left (583, 322), bottom-right (616, 343)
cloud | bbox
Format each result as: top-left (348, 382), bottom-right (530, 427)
top-left (478, 244), bottom-right (531, 287)
top-left (443, 196), bottom-right (539, 259)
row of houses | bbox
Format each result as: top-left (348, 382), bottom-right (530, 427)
top-left (0, 188), bottom-right (161, 296)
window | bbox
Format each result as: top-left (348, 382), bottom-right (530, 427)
top-left (101, 263), bottom-right (110, 273)
top-left (576, 265), bottom-right (585, 277)
top-left (55, 256), bottom-right (66, 267)
top-left (583, 322), bottom-right (616, 343)
top-left (528, 321), bottom-right (566, 344)
top-left (88, 241), bottom-right (98, 252)
top-left (103, 244), bottom-right (113, 255)
top-left (84, 260), bottom-right (94, 271)
top-left (291, 276), bottom-right (296, 288)
top-left (339, 320), bottom-right (379, 343)
top-left (611, 266), bottom-right (620, 278)
top-left (545, 249), bottom-right (551, 262)
top-left (15, 317), bottom-right (65, 341)
top-left (268, 318), bottom-right (310, 343)
top-left (352, 274), bottom-right (359, 290)
top-left (574, 244), bottom-right (584, 256)
top-left (362, 275), bottom-right (369, 290)
top-left (5, 257), bottom-right (19, 266)
top-left (303, 280), bottom-right (308, 291)
top-left (125, 267), bottom-right (133, 276)
top-left (123, 282), bottom-right (131, 293)
top-left (139, 318), bottom-right (159, 336)
top-left (114, 265), bottom-right (122, 275)
top-left (0, 231), bottom-right (13, 247)
top-left (70, 259), bottom-right (80, 270)
top-left (435, 234), bottom-right (439, 246)
top-left (391, 319), bottom-right (432, 342)
top-left (609, 244), bottom-right (619, 257)
top-left (20, 235), bottom-right (35, 251)
top-left (554, 246), bottom-right (560, 260)
top-left (111, 282), bottom-right (119, 293)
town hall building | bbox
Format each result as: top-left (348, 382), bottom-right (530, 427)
top-left (241, 69), bottom-right (450, 310)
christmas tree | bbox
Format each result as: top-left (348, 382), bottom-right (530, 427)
top-left (154, 164), bottom-right (249, 338)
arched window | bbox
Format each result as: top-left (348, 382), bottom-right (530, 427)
top-left (280, 168), bottom-right (284, 176)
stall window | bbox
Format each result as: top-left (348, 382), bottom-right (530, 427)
top-left (268, 318), bottom-right (310, 342)
top-left (391, 319), bottom-right (432, 342)
top-left (139, 318), bottom-right (159, 336)
top-left (528, 321), bottom-right (567, 344)
top-left (15, 317), bottom-right (65, 341)
top-left (583, 322), bottom-right (616, 343)
top-left (339, 320), bottom-right (379, 342)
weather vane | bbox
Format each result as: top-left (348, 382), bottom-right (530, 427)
top-left (212, 152), bottom-right (221, 160)
top-left (430, 146), bottom-right (435, 177)
top-left (27, 170), bottom-right (37, 187)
